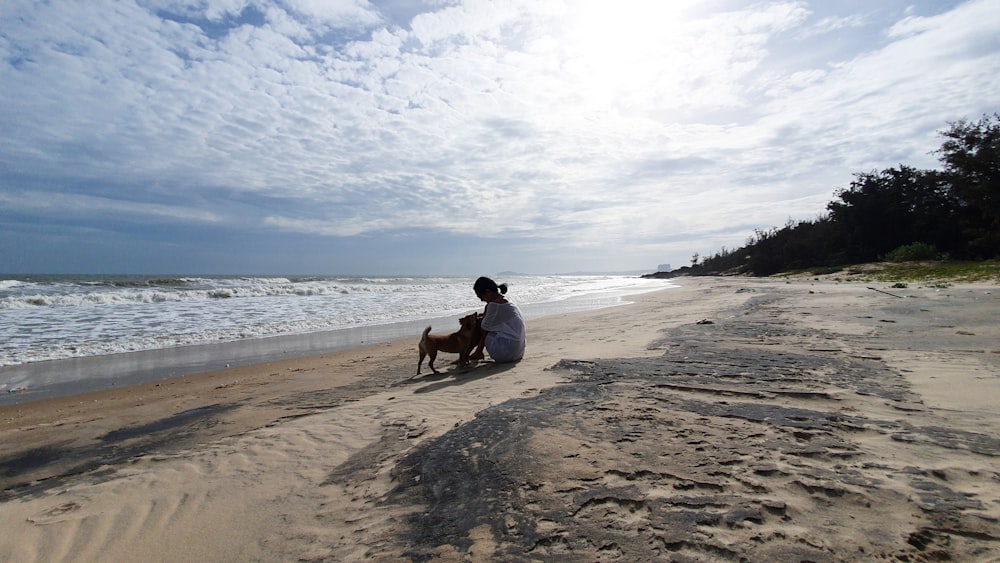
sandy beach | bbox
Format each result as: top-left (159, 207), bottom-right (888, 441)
top-left (1, 276), bottom-right (998, 562)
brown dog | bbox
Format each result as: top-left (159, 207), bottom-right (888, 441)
top-left (417, 313), bottom-right (481, 375)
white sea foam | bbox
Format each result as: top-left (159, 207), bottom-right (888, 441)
top-left (0, 279), bottom-right (32, 290)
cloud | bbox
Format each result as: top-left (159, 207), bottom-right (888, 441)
top-left (1, 0), bottom-right (998, 274)
top-left (796, 13), bottom-right (869, 38)
top-left (0, 188), bottom-right (222, 224)
top-left (754, 0), bottom-right (1000, 169)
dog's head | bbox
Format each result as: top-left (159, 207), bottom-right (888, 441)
top-left (459, 312), bottom-right (478, 329)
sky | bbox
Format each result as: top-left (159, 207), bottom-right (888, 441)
top-left (1, 0), bottom-right (998, 275)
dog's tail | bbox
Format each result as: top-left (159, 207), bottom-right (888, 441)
top-left (415, 325), bottom-right (434, 377)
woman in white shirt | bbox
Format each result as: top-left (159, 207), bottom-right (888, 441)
top-left (470, 276), bottom-right (526, 363)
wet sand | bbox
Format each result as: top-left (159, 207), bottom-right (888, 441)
top-left (1, 276), bottom-right (998, 561)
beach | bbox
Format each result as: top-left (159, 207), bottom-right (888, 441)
top-left (1, 276), bottom-right (998, 561)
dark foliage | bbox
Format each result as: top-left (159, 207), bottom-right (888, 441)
top-left (936, 114), bottom-right (1000, 258)
top-left (670, 114), bottom-right (1000, 276)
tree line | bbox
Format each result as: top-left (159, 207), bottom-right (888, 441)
top-left (668, 113), bottom-right (999, 277)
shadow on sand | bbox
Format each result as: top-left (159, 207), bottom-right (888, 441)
top-left (399, 360), bottom-right (520, 394)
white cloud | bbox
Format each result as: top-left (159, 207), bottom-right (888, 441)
top-left (0, 189), bottom-right (222, 224)
top-left (754, 0), bottom-right (1000, 170)
top-left (1, 0), bottom-right (998, 273)
top-left (281, 0), bottom-right (382, 28)
top-left (797, 13), bottom-right (868, 38)
top-left (142, 0), bottom-right (251, 21)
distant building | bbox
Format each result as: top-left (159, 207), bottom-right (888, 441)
top-left (657, 263), bottom-right (672, 272)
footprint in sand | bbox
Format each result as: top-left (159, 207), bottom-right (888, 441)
top-left (28, 500), bottom-right (85, 524)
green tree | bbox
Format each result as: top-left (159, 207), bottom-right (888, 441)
top-left (683, 114), bottom-right (999, 277)
top-left (935, 113), bottom-right (1000, 257)
top-left (826, 166), bottom-right (958, 262)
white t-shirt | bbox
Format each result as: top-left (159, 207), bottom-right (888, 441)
top-left (481, 301), bottom-right (526, 345)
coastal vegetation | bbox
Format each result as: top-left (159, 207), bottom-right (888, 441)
top-left (655, 114), bottom-right (1000, 280)
top-left (782, 260), bottom-right (1000, 284)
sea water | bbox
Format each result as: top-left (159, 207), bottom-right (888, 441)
top-left (0, 274), bottom-right (673, 402)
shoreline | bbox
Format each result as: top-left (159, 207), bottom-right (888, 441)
top-left (0, 312), bottom-right (475, 406)
top-left (1, 285), bottom-right (666, 406)
top-left (1, 277), bottom-right (998, 561)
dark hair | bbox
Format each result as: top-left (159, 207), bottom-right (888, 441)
top-left (474, 276), bottom-right (508, 295)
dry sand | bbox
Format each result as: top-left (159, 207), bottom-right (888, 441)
top-left (1, 277), bottom-right (998, 562)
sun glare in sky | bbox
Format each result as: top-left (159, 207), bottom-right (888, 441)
top-left (556, 2), bottom-right (694, 110)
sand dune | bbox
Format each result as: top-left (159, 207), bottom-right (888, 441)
top-left (2, 277), bottom-right (998, 561)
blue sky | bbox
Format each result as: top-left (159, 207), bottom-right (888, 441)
top-left (1, 0), bottom-right (997, 275)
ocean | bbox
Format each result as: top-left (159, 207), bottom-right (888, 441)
top-left (0, 274), bottom-right (674, 403)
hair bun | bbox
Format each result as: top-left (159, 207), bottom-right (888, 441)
top-left (498, 283), bottom-right (508, 294)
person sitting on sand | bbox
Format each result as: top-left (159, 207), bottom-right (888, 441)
top-left (470, 276), bottom-right (525, 363)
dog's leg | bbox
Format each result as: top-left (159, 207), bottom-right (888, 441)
top-left (428, 349), bottom-right (439, 374)
top-left (469, 313), bottom-right (486, 360)
top-left (417, 326), bottom-right (432, 375)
